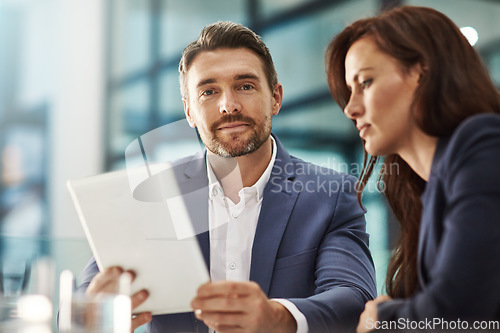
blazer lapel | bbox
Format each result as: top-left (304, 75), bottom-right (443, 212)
top-left (182, 151), bottom-right (210, 270)
top-left (250, 136), bottom-right (300, 295)
top-left (416, 137), bottom-right (448, 288)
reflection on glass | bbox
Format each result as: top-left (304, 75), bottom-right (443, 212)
top-left (0, 257), bottom-right (55, 331)
top-left (0, 260), bottom-right (30, 297)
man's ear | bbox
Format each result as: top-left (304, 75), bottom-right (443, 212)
top-left (271, 83), bottom-right (283, 116)
top-left (183, 98), bottom-right (196, 128)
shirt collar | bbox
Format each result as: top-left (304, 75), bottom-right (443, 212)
top-left (206, 136), bottom-right (277, 201)
top-left (207, 159), bottom-right (221, 199)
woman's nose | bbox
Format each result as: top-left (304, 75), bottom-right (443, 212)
top-left (343, 93), bottom-right (363, 120)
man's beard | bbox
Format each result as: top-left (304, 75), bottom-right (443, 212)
top-left (202, 113), bottom-right (271, 157)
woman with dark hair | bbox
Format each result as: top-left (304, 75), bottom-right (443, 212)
top-left (326, 5), bottom-right (500, 332)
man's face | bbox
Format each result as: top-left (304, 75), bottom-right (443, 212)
top-left (183, 48), bottom-right (282, 157)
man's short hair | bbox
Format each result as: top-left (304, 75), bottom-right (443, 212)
top-left (179, 21), bottom-right (278, 99)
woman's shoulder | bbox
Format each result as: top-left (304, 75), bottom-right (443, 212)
top-left (439, 113), bottom-right (500, 183)
top-left (452, 113), bottom-right (500, 141)
top-left (444, 113), bottom-right (500, 154)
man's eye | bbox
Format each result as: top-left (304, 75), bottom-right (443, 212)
top-left (360, 79), bottom-right (372, 89)
top-left (240, 84), bottom-right (254, 90)
top-left (202, 89), bottom-right (215, 96)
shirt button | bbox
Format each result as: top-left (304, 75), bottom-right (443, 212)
top-left (212, 187), bottom-right (218, 196)
top-left (231, 211), bottom-right (238, 218)
top-left (229, 263), bottom-right (236, 270)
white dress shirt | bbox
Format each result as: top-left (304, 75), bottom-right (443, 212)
top-left (206, 137), bottom-right (308, 333)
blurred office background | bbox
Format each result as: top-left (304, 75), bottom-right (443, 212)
top-left (1, 0), bottom-right (500, 317)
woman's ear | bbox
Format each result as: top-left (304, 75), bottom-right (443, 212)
top-left (416, 62), bottom-right (428, 83)
top-left (406, 62), bottom-right (427, 87)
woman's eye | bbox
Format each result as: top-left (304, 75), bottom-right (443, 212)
top-left (360, 79), bottom-right (372, 89)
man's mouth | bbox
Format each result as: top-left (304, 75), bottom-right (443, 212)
top-left (217, 122), bottom-right (249, 130)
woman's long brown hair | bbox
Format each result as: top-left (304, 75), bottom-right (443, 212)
top-left (326, 6), bottom-right (500, 298)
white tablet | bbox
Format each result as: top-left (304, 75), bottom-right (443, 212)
top-left (67, 164), bottom-right (210, 315)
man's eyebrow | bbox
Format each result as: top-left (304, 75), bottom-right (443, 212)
top-left (234, 73), bottom-right (259, 81)
top-left (196, 73), bottom-right (260, 89)
top-left (196, 78), bottom-right (216, 89)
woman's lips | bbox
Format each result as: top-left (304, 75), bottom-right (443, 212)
top-left (357, 124), bottom-right (370, 138)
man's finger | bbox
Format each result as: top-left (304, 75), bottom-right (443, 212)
top-left (132, 312), bottom-right (152, 331)
top-left (131, 289), bottom-right (149, 310)
top-left (86, 267), bottom-right (123, 294)
top-left (191, 294), bottom-right (248, 313)
top-left (207, 322), bottom-right (243, 333)
top-left (197, 310), bottom-right (247, 328)
top-left (196, 281), bottom-right (260, 298)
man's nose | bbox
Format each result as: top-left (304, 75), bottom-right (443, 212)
top-left (219, 91), bottom-right (241, 114)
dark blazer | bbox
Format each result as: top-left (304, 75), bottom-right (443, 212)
top-left (378, 114), bottom-right (500, 325)
top-left (79, 135), bottom-right (376, 332)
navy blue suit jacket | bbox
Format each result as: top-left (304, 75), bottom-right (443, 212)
top-left (79, 135), bottom-right (376, 332)
top-left (378, 114), bottom-right (500, 324)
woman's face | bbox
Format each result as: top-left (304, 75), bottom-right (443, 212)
top-left (344, 37), bottom-right (422, 156)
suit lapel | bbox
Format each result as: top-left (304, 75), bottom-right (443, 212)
top-left (416, 137), bottom-right (448, 288)
top-left (250, 136), bottom-right (300, 295)
top-left (181, 137), bottom-right (300, 282)
top-left (182, 151), bottom-right (210, 270)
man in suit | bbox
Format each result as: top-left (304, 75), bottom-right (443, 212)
top-left (80, 21), bottom-right (376, 332)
